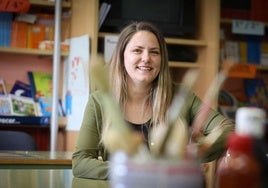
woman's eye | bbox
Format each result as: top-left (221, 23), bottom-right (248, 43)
top-left (151, 51), bottom-right (160, 55)
top-left (133, 49), bottom-right (142, 53)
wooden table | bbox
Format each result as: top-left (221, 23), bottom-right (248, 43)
top-left (0, 169), bottom-right (73, 188)
top-left (0, 169), bottom-right (111, 188)
top-left (0, 151), bottom-right (112, 188)
top-left (72, 177), bottom-right (109, 188)
top-left (0, 151), bottom-right (72, 169)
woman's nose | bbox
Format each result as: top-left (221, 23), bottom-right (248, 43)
top-left (141, 51), bottom-right (150, 63)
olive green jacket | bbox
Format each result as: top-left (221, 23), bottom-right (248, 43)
top-left (72, 87), bottom-right (234, 180)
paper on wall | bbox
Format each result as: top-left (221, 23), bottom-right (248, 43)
top-left (104, 35), bottom-right (118, 63)
top-left (63, 35), bottom-right (90, 131)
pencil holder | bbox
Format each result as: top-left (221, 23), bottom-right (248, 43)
top-left (109, 151), bottom-right (204, 188)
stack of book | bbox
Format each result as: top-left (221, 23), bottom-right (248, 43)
top-left (0, 12), bottom-right (57, 49)
top-left (0, 71), bottom-right (65, 125)
top-left (221, 40), bottom-right (268, 65)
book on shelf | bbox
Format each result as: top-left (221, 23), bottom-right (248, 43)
top-left (0, 93), bottom-right (50, 125)
top-left (28, 71), bottom-right (54, 117)
top-left (38, 97), bottom-right (65, 117)
top-left (224, 41), bottom-right (240, 63)
top-left (261, 42), bottom-right (268, 65)
top-left (239, 41), bottom-right (247, 63)
top-left (27, 24), bottom-right (46, 49)
top-left (247, 41), bottom-right (261, 64)
top-left (0, 78), bottom-right (7, 95)
top-left (0, 12), bottom-right (12, 47)
top-left (38, 96), bottom-right (52, 117)
top-left (1, 94), bottom-right (38, 116)
top-left (244, 78), bottom-right (268, 110)
top-left (28, 71), bottom-right (53, 101)
top-left (222, 40), bottom-right (265, 65)
top-left (10, 80), bottom-right (33, 98)
top-left (0, 95), bottom-right (12, 115)
top-left (0, 115), bottom-right (50, 126)
top-left (11, 21), bottom-right (28, 48)
top-left (10, 94), bottom-right (39, 116)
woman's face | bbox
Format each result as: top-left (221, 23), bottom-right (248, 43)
top-left (123, 31), bottom-right (161, 86)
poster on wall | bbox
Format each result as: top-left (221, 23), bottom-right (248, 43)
top-left (63, 35), bottom-right (90, 131)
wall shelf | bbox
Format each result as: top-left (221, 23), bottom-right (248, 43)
top-left (221, 18), bottom-right (268, 27)
top-left (0, 47), bottom-right (69, 56)
top-left (30, 0), bottom-right (71, 8)
top-left (169, 61), bottom-right (201, 68)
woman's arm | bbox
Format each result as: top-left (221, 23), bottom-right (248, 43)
top-left (72, 92), bottom-right (110, 179)
top-left (183, 89), bottom-right (235, 162)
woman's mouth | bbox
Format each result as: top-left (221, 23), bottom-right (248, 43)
top-left (137, 66), bottom-right (152, 71)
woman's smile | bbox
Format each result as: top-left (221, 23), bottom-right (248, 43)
top-left (136, 66), bottom-right (153, 71)
top-left (124, 30), bottom-right (161, 84)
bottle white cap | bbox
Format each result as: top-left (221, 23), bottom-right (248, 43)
top-left (235, 107), bottom-right (266, 138)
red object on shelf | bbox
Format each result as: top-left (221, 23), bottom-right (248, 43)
top-left (221, 9), bottom-right (251, 20)
top-left (0, 0), bottom-right (30, 13)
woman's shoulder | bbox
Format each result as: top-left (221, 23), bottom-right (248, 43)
top-left (88, 90), bottom-right (106, 103)
top-left (90, 90), bottom-right (104, 97)
top-left (172, 82), bottom-right (182, 88)
top-left (172, 82), bottom-right (193, 93)
top-left (171, 82), bottom-right (199, 100)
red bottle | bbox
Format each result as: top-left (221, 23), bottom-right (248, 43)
top-left (216, 132), bottom-right (261, 188)
top-left (216, 107), bottom-right (266, 188)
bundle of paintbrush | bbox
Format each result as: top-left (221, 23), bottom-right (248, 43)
top-left (151, 62), bottom-right (233, 160)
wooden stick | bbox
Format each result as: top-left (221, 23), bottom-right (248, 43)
top-left (189, 61), bottom-right (234, 157)
top-left (151, 69), bottom-right (200, 158)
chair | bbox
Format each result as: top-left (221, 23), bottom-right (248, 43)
top-left (0, 130), bottom-right (37, 151)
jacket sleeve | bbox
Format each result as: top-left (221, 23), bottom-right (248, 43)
top-left (72, 92), bottom-right (110, 180)
top-left (181, 89), bottom-right (235, 162)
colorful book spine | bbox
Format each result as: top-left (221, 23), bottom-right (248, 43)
top-left (27, 71), bottom-right (53, 101)
top-left (0, 12), bottom-right (12, 47)
top-left (38, 97), bottom-right (52, 117)
top-left (244, 78), bottom-right (268, 110)
top-left (27, 24), bottom-right (45, 49)
top-left (224, 41), bottom-right (240, 63)
top-left (260, 42), bottom-right (268, 65)
top-left (239, 41), bottom-right (247, 64)
top-left (247, 41), bottom-right (261, 64)
top-left (11, 21), bottom-right (28, 48)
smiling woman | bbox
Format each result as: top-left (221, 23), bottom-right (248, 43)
top-left (72, 21), bottom-right (234, 183)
